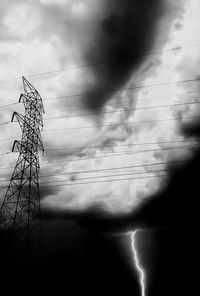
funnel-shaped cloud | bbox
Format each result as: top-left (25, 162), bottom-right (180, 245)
top-left (82, 0), bottom-right (170, 111)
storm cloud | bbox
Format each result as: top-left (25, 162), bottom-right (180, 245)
top-left (81, 0), bottom-right (182, 111)
top-left (0, 0), bottom-right (195, 218)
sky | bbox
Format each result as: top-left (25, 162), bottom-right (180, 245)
top-left (0, 1), bottom-right (199, 295)
top-left (0, 0), bottom-right (200, 217)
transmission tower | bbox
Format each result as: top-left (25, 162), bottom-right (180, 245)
top-left (0, 77), bottom-right (45, 261)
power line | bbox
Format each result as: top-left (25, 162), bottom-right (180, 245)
top-left (2, 98), bottom-right (200, 127)
top-left (27, 42), bottom-right (200, 77)
top-left (0, 165), bottom-right (14, 171)
top-left (43, 89), bottom-right (200, 115)
top-left (41, 144), bottom-right (200, 164)
top-left (0, 166), bottom-right (182, 184)
top-left (0, 137), bottom-right (16, 143)
top-left (40, 174), bottom-right (166, 188)
top-left (0, 168), bottom-right (170, 184)
top-left (0, 122), bottom-right (10, 126)
top-left (0, 84), bottom-right (200, 114)
top-left (42, 77), bottom-right (200, 102)
top-left (44, 100), bottom-right (200, 120)
top-left (0, 164), bottom-right (198, 189)
top-left (38, 165), bottom-right (198, 188)
top-left (0, 139), bottom-right (196, 170)
top-left (38, 169), bottom-right (170, 185)
top-left (0, 102), bottom-right (18, 109)
top-left (0, 139), bottom-right (196, 166)
top-left (2, 103), bottom-right (200, 130)
top-left (39, 159), bottom-right (188, 178)
top-left (44, 139), bottom-right (197, 152)
top-left (0, 174), bottom-right (167, 190)
top-left (45, 144), bottom-right (197, 157)
top-left (0, 161), bottom-right (198, 188)
top-left (37, 162), bottom-right (200, 184)
top-left (0, 152), bottom-right (12, 156)
top-left (1, 159), bottom-right (177, 181)
top-left (0, 41), bottom-right (200, 85)
top-left (0, 88), bottom-right (191, 121)
top-left (2, 143), bottom-right (196, 160)
top-left (42, 115), bottom-right (200, 132)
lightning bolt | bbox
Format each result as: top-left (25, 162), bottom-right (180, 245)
top-left (129, 230), bottom-right (146, 296)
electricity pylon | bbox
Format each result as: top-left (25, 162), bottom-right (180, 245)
top-left (0, 77), bottom-right (45, 261)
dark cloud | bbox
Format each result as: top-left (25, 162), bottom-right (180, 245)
top-left (39, 122), bottom-right (200, 233)
top-left (81, 0), bottom-right (183, 111)
top-left (35, 122), bottom-right (199, 296)
top-left (174, 21), bottom-right (182, 30)
top-left (40, 184), bottom-right (58, 200)
top-left (1, 122), bottom-right (199, 296)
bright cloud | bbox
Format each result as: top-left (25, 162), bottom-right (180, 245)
top-left (0, 0), bottom-right (199, 216)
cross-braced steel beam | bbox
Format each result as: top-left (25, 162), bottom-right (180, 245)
top-left (0, 77), bottom-right (45, 261)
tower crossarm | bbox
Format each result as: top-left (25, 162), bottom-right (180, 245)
top-left (11, 112), bottom-right (44, 152)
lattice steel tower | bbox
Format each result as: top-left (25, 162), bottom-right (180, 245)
top-left (0, 77), bottom-right (45, 260)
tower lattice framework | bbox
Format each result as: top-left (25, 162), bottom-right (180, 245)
top-left (0, 77), bottom-right (45, 258)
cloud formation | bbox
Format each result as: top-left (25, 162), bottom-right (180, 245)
top-left (82, 0), bottom-right (168, 111)
top-left (1, 0), bottom-right (200, 218)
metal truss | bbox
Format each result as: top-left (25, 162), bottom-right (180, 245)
top-left (0, 77), bottom-right (45, 260)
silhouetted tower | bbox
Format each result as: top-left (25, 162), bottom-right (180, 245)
top-left (0, 77), bottom-right (45, 261)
